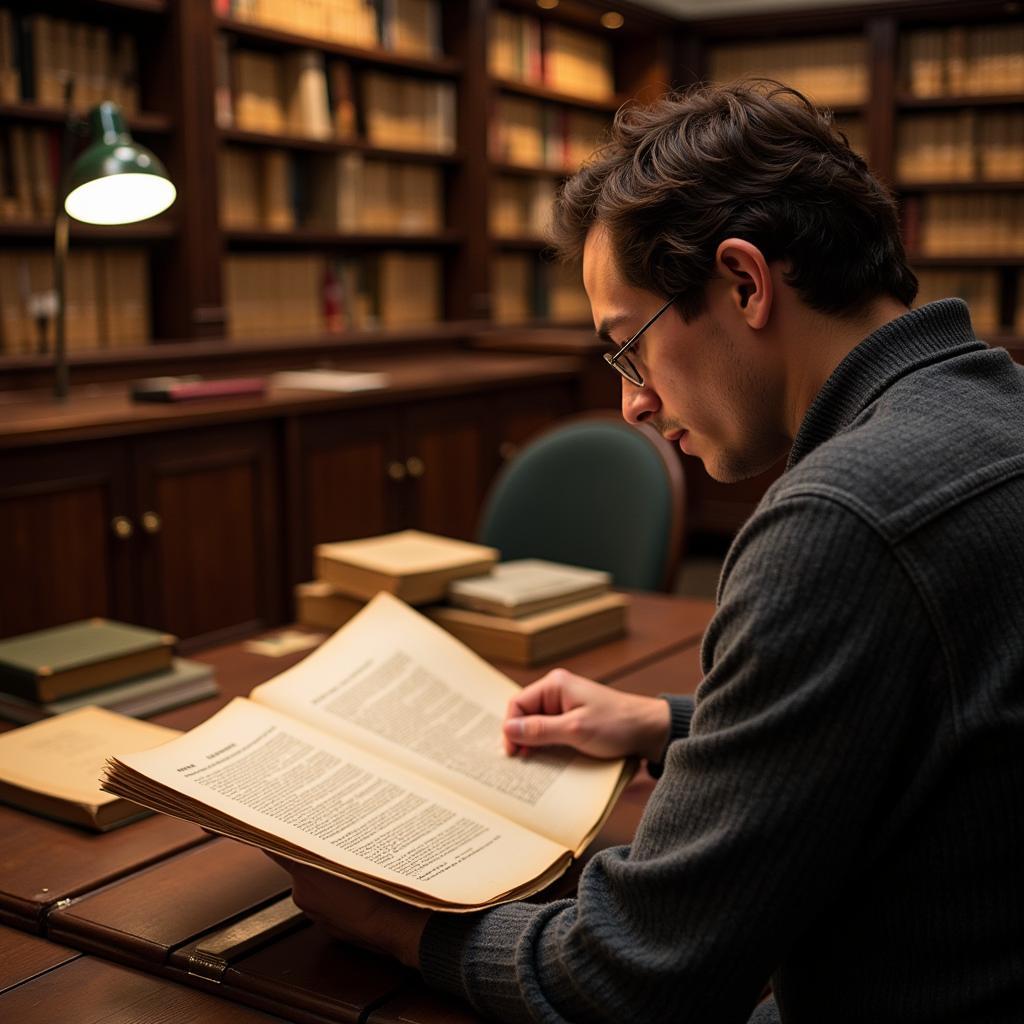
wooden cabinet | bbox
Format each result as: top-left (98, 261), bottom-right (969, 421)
top-left (0, 424), bottom-right (282, 648)
top-left (0, 442), bottom-right (134, 636)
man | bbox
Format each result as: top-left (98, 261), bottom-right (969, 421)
top-left (276, 82), bottom-right (1024, 1022)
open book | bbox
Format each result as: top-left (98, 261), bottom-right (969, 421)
top-left (102, 593), bottom-right (632, 912)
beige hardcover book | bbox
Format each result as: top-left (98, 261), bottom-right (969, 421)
top-left (262, 149), bottom-right (295, 230)
top-left (0, 11), bottom-right (16, 102)
top-left (234, 50), bottom-right (284, 134)
top-left (9, 125), bottom-right (35, 220)
top-left (328, 61), bottom-right (357, 138)
top-left (316, 530), bottom-right (498, 604)
top-left (28, 127), bottom-right (55, 222)
top-left (283, 49), bottom-right (332, 139)
top-left (447, 560), bottom-right (612, 618)
top-left (390, 0), bottom-right (439, 59)
top-left (489, 9), bottom-right (517, 80)
top-left (65, 250), bottom-right (100, 352)
top-left (379, 252), bottom-right (440, 326)
top-left (544, 24), bottom-right (613, 102)
top-left (105, 248), bottom-right (150, 348)
top-left (30, 15), bottom-right (55, 106)
top-left (295, 580), bottom-right (364, 630)
top-left (493, 253), bottom-right (532, 324)
top-left (102, 593), bottom-right (631, 910)
top-left (398, 163), bottom-right (441, 233)
top-left (1, 707), bottom-right (179, 831)
top-left (428, 591), bottom-right (629, 666)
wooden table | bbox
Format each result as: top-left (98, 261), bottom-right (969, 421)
top-left (0, 593), bottom-right (715, 1022)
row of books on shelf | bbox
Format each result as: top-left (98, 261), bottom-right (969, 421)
top-left (491, 175), bottom-right (556, 238)
top-left (709, 35), bottom-right (868, 107)
top-left (0, 249), bottom-right (149, 356)
top-left (896, 111), bottom-right (1024, 183)
top-left (0, 124), bottom-right (56, 222)
top-left (491, 96), bottom-right (607, 173)
top-left (902, 24), bottom-right (1024, 98)
top-left (494, 254), bottom-right (589, 325)
top-left (216, 0), bottom-right (442, 59)
top-left (489, 11), bottom-right (614, 103)
top-left (220, 148), bottom-right (443, 234)
top-left (219, 44), bottom-right (455, 153)
top-left (914, 269), bottom-right (1003, 335)
top-left (905, 193), bottom-right (1024, 256)
top-left (224, 251), bottom-right (441, 338)
top-left (0, 10), bottom-right (139, 112)
top-left (298, 530), bottom-right (628, 667)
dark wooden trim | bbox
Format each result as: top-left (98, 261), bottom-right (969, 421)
top-left (217, 17), bottom-right (463, 77)
top-left (896, 181), bottom-right (1024, 193)
top-left (909, 256), bottom-right (1024, 267)
top-left (220, 129), bottom-right (462, 163)
top-left (490, 161), bottom-right (566, 178)
top-left (222, 229), bottom-right (463, 248)
top-left (896, 93), bottom-right (1024, 110)
top-left (0, 103), bottom-right (171, 133)
top-left (0, 221), bottom-right (177, 242)
top-left (493, 77), bottom-right (624, 112)
top-left (866, 15), bottom-right (898, 182)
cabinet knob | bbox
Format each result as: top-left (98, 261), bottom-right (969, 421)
top-left (141, 511), bottom-right (162, 535)
top-left (405, 455), bottom-right (425, 479)
top-left (387, 460), bottom-right (407, 481)
top-left (111, 515), bottom-right (134, 540)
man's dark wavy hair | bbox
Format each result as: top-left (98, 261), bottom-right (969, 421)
top-left (550, 79), bottom-right (918, 321)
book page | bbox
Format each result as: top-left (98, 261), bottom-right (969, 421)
top-left (251, 593), bottom-right (628, 852)
top-left (107, 698), bottom-right (568, 910)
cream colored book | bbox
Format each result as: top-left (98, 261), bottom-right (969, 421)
top-left (102, 593), bottom-right (631, 911)
top-left (447, 559), bottom-right (611, 618)
top-left (0, 706), bottom-right (178, 831)
top-left (316, 530), bottom-right (498, 604)
top-left (429, 592), bottom-right (629, 666)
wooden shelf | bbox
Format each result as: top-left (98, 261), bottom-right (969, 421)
top-left (908, 255), bottom-right (1024, 267)
top-left (491, 161), bottom-right (568, 178)
top-left (219, 128), bottom-right (461, 163)
top-left (897, 93), bottom-right (1024, 110)
top-left (26, 0), bottom-right (167, 13)
top-left (217, 17), bottom-right (462, 77)
top-left (0, 220), bottom-right (177, 242)
top-left (0, 102), bottom-right (172, 134)
top-left (493, 236), bottom-right (551, 250)
top-left (492, 77), bottom-right (623, 112)
top-left (224, 229), bottom-right (463, 248)
top-left (896, 181), bottom-right (1024, 193)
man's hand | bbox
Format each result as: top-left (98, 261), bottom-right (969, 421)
top-left (270, 854), bottom-right (430, 969)
top-left (503, 669), bottom-right (671, 762)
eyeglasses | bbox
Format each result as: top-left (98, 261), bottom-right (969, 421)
top-left (602, 294), bottom-right (677, 388)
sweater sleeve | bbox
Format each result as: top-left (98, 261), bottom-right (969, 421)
top-left (646, 695), bottom-right (694, 779)
top-left (419, 494), bottom-right (941, 1024)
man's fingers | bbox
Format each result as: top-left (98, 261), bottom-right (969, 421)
top-left (503, 710), bottom-right (579, 749)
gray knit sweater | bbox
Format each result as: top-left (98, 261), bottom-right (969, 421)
top-left (419, 300), bottom-right (1024, 1023)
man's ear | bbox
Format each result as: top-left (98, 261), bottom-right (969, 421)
top-left (714, 238), bottom-right (772, 330)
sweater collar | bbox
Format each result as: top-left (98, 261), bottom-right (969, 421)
top-left (787, 299), bottom-right (984, 469)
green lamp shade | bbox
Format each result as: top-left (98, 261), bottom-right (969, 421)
top-left (63, 102), bottom-right (176, 225)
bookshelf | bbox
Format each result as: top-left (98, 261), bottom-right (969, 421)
top-left (0, 0), bottom-right (1019, 376)
top-left (688, 0), bottom-right (1024, 351)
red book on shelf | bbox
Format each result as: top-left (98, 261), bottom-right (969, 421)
top-left (131, 376), bottom-right (267, 403)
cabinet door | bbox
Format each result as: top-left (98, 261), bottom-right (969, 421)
top-left (133, 425), bottom-right (281, 649)
top-left (286, 408), bottom-right (403, 588)
top-left (0, 442), bottom-right (134, 638)
top-left (403, 397), bottom-right (488, 541)
top-left (491, 383), bottom-right (577, 467)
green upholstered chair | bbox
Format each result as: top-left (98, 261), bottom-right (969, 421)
top-left (477, 413), bottom-right (686, 592)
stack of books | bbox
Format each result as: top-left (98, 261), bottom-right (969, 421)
top-left (0, 619), bottom-right (219, 726)
top-left (295, 532), bottom-right (628, 666)
top-left (429, 560), bottom-right (628, 666)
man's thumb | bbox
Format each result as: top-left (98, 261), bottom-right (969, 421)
top-left (503, 713), bottom-right (567, 748)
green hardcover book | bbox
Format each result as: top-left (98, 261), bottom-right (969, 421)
top-left (0, 619), bottom-right (176, 703)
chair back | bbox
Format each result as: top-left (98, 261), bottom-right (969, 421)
top-left (478, 413), bottom-right (685, 591)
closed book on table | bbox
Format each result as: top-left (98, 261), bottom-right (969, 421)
top-left (447, 559), bottom-right (611, 618)
top-left (0, 706), bottom-right (178, 831)
top-left (428, 592), bottom-right (629, 666)
top-left (0, 619), bottom-right (175, 703)
top-left (315, 530), bottom-right (499, 604)
top-left (0, 658), bottom-right (218, 726)
top-left (294, 581), bottom-right (364, 631)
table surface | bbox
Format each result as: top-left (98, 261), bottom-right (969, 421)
top-left (0, 592), bottom-right (715, 1021)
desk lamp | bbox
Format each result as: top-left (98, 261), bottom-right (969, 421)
top-left (54, 101), bottom-right (176, 399)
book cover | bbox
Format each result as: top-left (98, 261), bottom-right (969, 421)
top-left (0, 706), bottom-right (179, 830)
top-left (447, 559), bottom-right (611, 618)
top-left (315, 530), bottom-right (499, 604)
top-left (0, 619), bottom-right (176, 703)
top-left (0, 657), bottom-right (218, 726)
